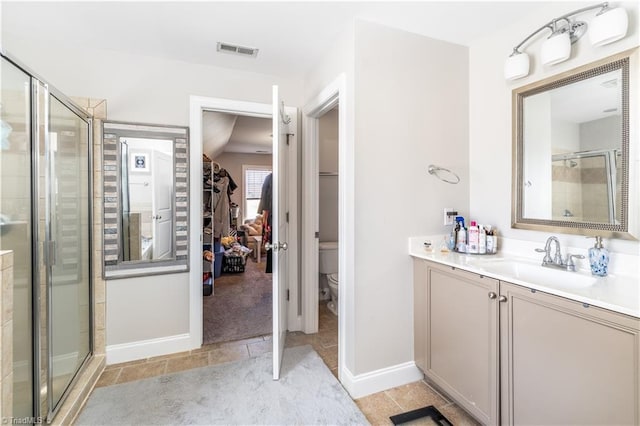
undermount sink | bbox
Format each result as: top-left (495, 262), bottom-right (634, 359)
top-left (468, 257), bottom-right (599, 289)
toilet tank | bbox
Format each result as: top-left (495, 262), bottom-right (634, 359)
top-left (318, 241), bottom-right (338, 274)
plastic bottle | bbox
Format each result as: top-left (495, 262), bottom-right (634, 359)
top-left (468, 221), bottom-right (479, 254)
top-left (588, 236), bottom-right (609, 276)
top-left (488, 227), bottom-right (498, 254)
top-left (448, 223), bottom-right (457, 251)
top-left (479, 224), bottom-right (487, 254)
top-left (456, 218), bottom-right (466, 252)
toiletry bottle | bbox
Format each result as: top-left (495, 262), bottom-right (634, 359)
top-left (588, 236), bottom-right (609, 277)
top-left (448, 223), bottom-right (457, 251)
top-left (456, 218), bottom-right (466, 253)
top-left (486, 226), bottom-right (494, 253)
top-left (491, 228), bottom-right (498, 253)
top-left (479, 224), bottom-right (487, 254)
top-left (468, 221), bottom-right (479, 253)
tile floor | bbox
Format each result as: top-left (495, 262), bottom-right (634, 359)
top-left (94, 303), bottom-right (478, 425)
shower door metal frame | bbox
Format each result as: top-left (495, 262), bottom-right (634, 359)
top-left (1, 51), bottom-right (94, 422)
top-left (43, 88), bottom-right (94, 421)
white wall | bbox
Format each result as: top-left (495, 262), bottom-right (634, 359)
top-left (303, 21), bottom-right (357, 372)
top-left (352, 21), bottom-right (469, 375)
top-left (214, 151), bottom-right (272, 221)
top-left (303, 19), bottom-right (469, 385)
top-left (469, 1), bottom-right (640, 255)
top-left (580, 116), bottom-right (622, 151)
top-left (318, 108), bottom-right (339, 242)
top-left (523, 93), bottom-right (552, 219)
top-left (0, 32), bottom-right (304, 358)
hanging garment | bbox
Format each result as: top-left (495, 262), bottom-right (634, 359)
top-left (262, 210), bottom-right (272, 274)
top-left (212, 176), bottom-right (230, 237)
top-left (257, 173), bottom-right (273, 214)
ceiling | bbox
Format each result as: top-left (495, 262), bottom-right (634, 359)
top-left (203, 111), bottom-right (271, 157)
top-left (2, 1), bottom-right (574, 155)
top-left (1, 1), bottom-right (553, 79)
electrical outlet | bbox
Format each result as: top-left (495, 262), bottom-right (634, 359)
top-left (444, 208), bottom-right (455, 226)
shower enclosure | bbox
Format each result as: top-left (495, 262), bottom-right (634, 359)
top-left (1, 53), bottom-right (92, 421)
top-left (551, 149), bottom-right (621, 224)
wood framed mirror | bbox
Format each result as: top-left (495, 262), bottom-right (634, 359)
top-left (512, 48), bottom-right (638, 240)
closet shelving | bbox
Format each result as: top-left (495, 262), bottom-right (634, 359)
top-left (203, 158), bottom-right (214, 296)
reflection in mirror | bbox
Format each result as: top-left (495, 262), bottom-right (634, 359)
top-left (103, 121), bottom-right (189, 278)
top-left (513, 49), bottom-right (636, 239)
top-left (120, 137), bottom-right (174, 261)
top-left (523, 68), bottom-right (622, 224)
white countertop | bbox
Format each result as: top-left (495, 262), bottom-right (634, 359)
top-left (409, 236), bottom-right (640, 319)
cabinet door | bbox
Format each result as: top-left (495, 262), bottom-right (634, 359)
top-left (500, 282), bottom-right (640, 426)
top-left (426, 263), bottom-right (499, 425)
top-left (413, 259), bottom-right (428, 372)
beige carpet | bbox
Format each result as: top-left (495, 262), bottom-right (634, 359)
top-left (203, 257), bottom-right (272, 345)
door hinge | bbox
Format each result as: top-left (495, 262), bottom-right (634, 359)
top-left (286, 289), bottom-right (290, 301)
top-left (315, 231), bottom-right (319, 238)
top-left (286, 212), bottom-right (289, 223)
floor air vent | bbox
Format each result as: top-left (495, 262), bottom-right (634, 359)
top-left (217, 42), bottom-right (259, 58)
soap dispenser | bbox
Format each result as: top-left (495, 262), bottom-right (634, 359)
top-left (588, 236), bottom-right (609, 277)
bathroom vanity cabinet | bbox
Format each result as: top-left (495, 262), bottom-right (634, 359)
top-left (413, 259), bottom-right (640, 426)
top-left (414, 260), bottom-right (499, 425)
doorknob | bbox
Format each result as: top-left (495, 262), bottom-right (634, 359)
top-left (265, 242), bottom-right (288, 251)
top-left (499, 295), bottom-right (508, 303)
top-left (488, 292), bottom-right (497, 299)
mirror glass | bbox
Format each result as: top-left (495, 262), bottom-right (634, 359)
top-left (513, 51), bottom-right (634, 239)
top-left (120, 137), bottom-right (174, 261)
top-left (103, 121), bottom-right (189, 278)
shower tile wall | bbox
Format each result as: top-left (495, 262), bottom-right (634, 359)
top-left (552, 157), bottom-right (611, 223)
top-left (71, 97), bottom-right (107, 357)
top-left (1, 251), bottom-right (14, 421)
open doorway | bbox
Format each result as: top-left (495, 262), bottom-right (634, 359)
top-left (188, 95), bottom-right (301, 371)
top-left (201, 112), bottom-right (274, 345)
top-left (302, 74), bottom-right (349, 384)
top-left (316, 107), bottom-right (339, 370)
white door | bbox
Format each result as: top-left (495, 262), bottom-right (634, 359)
top-left (152, 150), bottom-right (173, 259)
top-left (271, 85), bottom-right (289, 379)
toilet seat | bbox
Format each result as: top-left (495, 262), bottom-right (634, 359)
top-left (327, 273), bottom-right (339, 285)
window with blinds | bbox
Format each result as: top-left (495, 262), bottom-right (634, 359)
top-left (243, 166), bottom-right (272, 221)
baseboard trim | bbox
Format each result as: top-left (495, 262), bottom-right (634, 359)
top-left (340, 361), bottom-right (424, 399)
top-left (106, 333), bottom-right (192, 365)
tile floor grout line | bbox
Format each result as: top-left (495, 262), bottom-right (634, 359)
top-left (383, 389), bottom-right (406, 411)
top-left (111, 368), bottom-right (122, 386)
top-left (421, 378), bottom-right (452, 405)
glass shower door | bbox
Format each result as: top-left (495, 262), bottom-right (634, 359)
top-left (45, 94), bottom-right (91, 415)
top-left (0, 54), bottom-right (35, 420)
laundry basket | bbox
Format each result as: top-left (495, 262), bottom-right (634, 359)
top-left (222, 255), bottom-right (246, 273)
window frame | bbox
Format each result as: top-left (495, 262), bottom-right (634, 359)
top-left (242, 164), bottom-right (272, 222)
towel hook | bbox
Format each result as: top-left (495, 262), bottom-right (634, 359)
top-left (428, 164), bottom-right (460, 184)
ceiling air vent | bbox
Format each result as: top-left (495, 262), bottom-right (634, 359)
top-left (217, 42), bottom-right (259, 58)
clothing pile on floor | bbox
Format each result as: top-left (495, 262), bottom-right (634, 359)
top-left (222, 239), bottom-right (252, 259)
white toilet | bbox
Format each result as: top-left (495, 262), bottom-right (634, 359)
top-left (319, 241), bottom-right (339, 316)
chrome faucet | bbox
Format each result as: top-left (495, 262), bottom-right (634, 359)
top-left (535, 236), bottom-right (584, 271)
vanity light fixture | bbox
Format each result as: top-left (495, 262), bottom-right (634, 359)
top-left (504, 2), bottom-right (628, 80)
